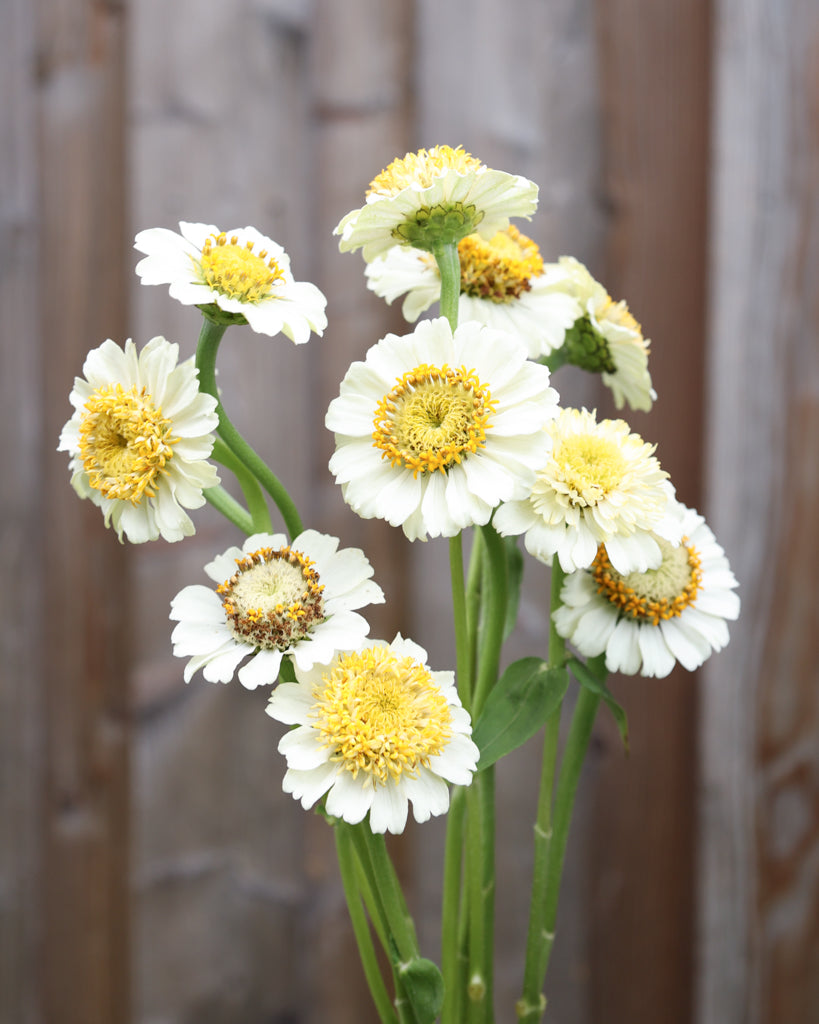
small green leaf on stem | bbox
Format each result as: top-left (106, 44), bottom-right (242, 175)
top-left (398, 957), bottom-right (445, 1024)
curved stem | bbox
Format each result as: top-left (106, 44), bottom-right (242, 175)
top-left (211, 437), bottom-right (272, 533)
top-left (472, 523), bottom-right (507, 719)
top-left (203, 485), bottom-right (254, 536)
top-left (195, 317), bottom-right (303, 538)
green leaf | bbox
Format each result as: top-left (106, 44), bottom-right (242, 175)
top-left (398, 957), bottom-right (445, 1024)
top-left (473, 658), bottom-right (569, 770)
top-left (568, 656), bottom-right (629, 754)
top-left (501, 535), bottom-right (524, 643)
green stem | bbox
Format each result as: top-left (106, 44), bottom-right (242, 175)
top-left (203, 485), bottom-right (254, 536)
top-left (472, 523), bottom-right (507, 719)
top-left (335, 826), bottom-right (398, 1024)
top-left (465, 529), bottom-right (485, 688)
top-left (450, 533), bottom-right (473, 714)
top-left (211, 437), bottom-right (272, 533)
top-left (432, 241), bottom-right (461, 330)
top-left (465, 782), bottom-right (489, 1023)
top-left (441, 786), bottom-right (467, 1024)
top-left (359, 829), bottom-right (418, 964)
top-left (194, 317), bottom-right (303, 538)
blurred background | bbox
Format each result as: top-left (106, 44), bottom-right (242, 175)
top-left (2, 1), bottom-right (818, 1022)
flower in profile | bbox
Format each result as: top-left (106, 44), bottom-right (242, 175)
top-left (326, 317), bottom-right (559, 541)
top-left (134, 222), bottom-right (328, 344)
top-left (365, 226), bottom-right (581, 358)
top-left (494, 407), bottom-right (680, 573)
top-left (334, 145), bottom-right (538, 261)
top-left (169, 530), bottom-right (384, 689)
top-left (545, 256), bottom-right (655, 411)
top-left (266, 634), bottom-right (479, 833)
top-left (58, 337), bottom-right (219, 543)
top-left (553, 503), bottom-right (740, 677)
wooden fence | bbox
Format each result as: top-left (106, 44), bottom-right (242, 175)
top-left (1, 1), bottom-right (817, 1022)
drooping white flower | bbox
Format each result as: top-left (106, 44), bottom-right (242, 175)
top-left (544, 256), bottom-right (655, 411)
top-left (365, 226), bottom-right (581, 358)
top-left (494, 407), bottom-right (681, 573)
top-left (58, 336), bottom-right (219, 543)
top-left (134, 222), bottom-right (327, 344)
top-left (169, 530), bottom-right (384, 689)
top-left (335, 145), bottom-right (538, 261)
top-left (553, 503), bottom-right (740, 677)
top-left (326, 317), bottom-right (560, 541)
top-left (267, 634), bottom-right (479, 834)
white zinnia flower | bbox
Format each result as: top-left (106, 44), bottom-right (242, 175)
top-left (169, 530), bottom-right (384, 689)
top-left (134, 222), bottom-right (328, 344)
top-left (553, 503), bottom-right (740, 677)
top-left (365, 226), bottom-right (581, 358)
top-left (545, 256), bottom-right (655, 411)
top-left (267, 634), bottom-right (479, 834)
top-left (58, 336), bottom-right (219, 543)
top-left (335, 145), bottom-right (538, 262)
top-left (326, 317), bottom-right (560, 541)
top-left (494, 407), bottom-right (681, 574)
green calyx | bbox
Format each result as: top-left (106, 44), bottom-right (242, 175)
top-left (196, 303), bottom-right (250, 327)
top-left (563, 315), bottom-right (617, 374)
top-left (392, 202), bottom-right (484, 251)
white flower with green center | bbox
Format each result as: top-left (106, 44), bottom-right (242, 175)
top-left (553, 503), bottom-right (740, 677)
top-left (58, 337), bottom-right (220, 543)
top-left (365, 226), bottom-right (581, 358)
top-left (544, 256), bottom-right (655, 411)
top-left (266, 634), bottom-right (479, 834)
top-left (334, 145), bottom-right (538, 262)
top-left (170, 530), bottom-right (384, 689)
top-left (134, 222), bottom-right (328, 344)
top-left (494, 407), bottom-right (681, 573)
top-left (326, 317), bottom-right (560, 541)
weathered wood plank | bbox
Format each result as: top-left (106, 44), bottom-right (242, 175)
top-left (700, 3), bottom-right (819, 1023)
top-left (33, 0), bottom-right (132, 1022)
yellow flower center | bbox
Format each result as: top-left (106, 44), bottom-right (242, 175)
top-left (217, 546), bottom-right (325, 650)
top-left (367, 145), bottom-right (483, 197)
top-left (79, 383), bottom-right (177, 504)
top-left (310, 645), bottom-right (453, 784)
top-left (458, 226), bottom-right (543, 303)
top-left (551, 433), bottom-right (628, 506)
top-left (198, 232), bottom-right (285, 304)
top-left (597, 294), bottom-right (644, 337)
top-left (372, 364), bottom-right (496, 477)
top-left (592, 539), bottom-right (703, 625)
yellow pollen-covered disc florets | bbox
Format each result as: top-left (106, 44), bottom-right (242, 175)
top-left (552, 434), bottom-right (629, 507)
top-left (198, 232), bottom-right (285, 304)
top-left (592, 539), bottom-right (703, 625)
top-left (372, 363), bottom-right (496, 477)
top-left (367, 145), bottom-right (484, 198)
top-left (458, 225), bottom-right (544, 303)
top-left (310, 646), bottom-right (453, 784)
top-left (217, 546), bottom-right (325, 650)
top-left (79, 383), bottom-right (177, 504)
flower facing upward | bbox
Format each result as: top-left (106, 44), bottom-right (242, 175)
top-left (365, 226), bottom-right (581, 358)
top-left (326, 317), bottom-right (559, 541)
top-left (266, 635), bottom-right (479, 834)
top-left (58, 337), bottom-right (219, 543)
top-left (169, 530), bottom-right (384, 689)
top-left (134, 222), bottom-right (328, 343)
top-left (493, 407), bottom-right (681, 573)
top-left (545, 256), bottom-right (655, 411)
top-left (553, 503), bottom-right (740, 677)
top-left (334, 145), bottom-right (538, 261)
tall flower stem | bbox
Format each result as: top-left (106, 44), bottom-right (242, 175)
top-left (203, 485), bottom-right (254, 536)
top-left (472, 523), bottom-right (507, 718)
top-left (441, 786), bottom-right (467, 1024)
top-left (335, 825), bottom-right (398, 1024)
top-left (518, 560), bottom-right (601, 1022)
top-left (450, 533), bottom-right (472, 713)
top-left (433, 241), bottom-right (461, 330)
top-left (194, 317), bottom-right (303, 539)
top-left (210, 437), bottom-right (272, 533)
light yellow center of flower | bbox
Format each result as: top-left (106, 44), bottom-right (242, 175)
top-left (592, 539), bottom-right (703, 625)
top-left (79, 383), bottom-right (177, 504)
top-left (310, 645), bottom-right (453, 784)
top-left (552, 433), bottom-right (628, 506)
top-left (198, 232), bottom-right (285, 303)
top-left (598, 294), bottom-right (644, 337)
top-left (372, 364), bottom-right (497, 477)
top-left (458, 226), bottom-right (543, 303)
top-left (367, 145), bottom-right (483, 197)
top-left (217, 546), bottom-right (325, 650)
